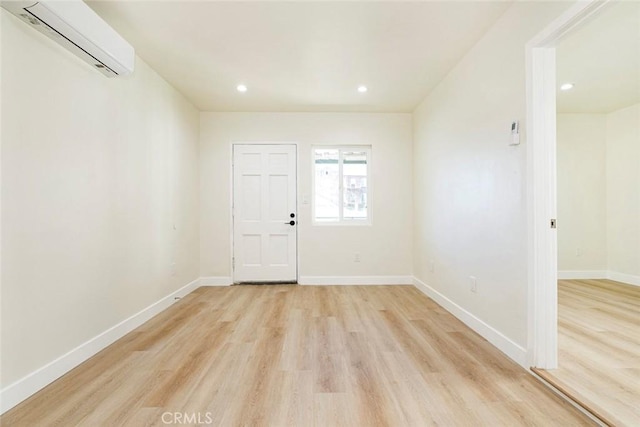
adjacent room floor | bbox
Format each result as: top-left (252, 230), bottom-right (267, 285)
top-left (536, 279), bottom-right (640, 426)
top-left (2, 285), bottom-right (592, 426)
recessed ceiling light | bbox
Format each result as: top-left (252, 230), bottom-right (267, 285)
top-left (236, 84), bottom-right (247, 93)
top-left (357, 85), bottom-right (368, 93)
top-left (560, 83), bottom-right (574, 91)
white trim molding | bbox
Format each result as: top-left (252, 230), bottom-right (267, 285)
top-left (413, 277), bottom-right (528, 368)
top-left (559, 270), bottom-right (640, 287)
top-left (608, 271), bottom-right (640, 287)
top-left (0, 278), bottom-right (201, 415)
top-left (526, 44), bottom-right (559, 370)
top-left (298, 276), bottom-right (413, 285)
top-left (558, 270), bottom-right (607, 280)
top-left (199, 276), bottom-right (233, 286)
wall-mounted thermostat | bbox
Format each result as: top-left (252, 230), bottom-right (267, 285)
top-left (510, 120), bottom-right (520, 146)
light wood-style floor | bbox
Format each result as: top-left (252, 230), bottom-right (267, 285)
top-left (537, 279), bottom-right (640, 427)
top-left (2, 285), bottom-right (593, 426)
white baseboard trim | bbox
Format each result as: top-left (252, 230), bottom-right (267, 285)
top-left (412, 277), bottom-right (528, 368)
top-left (0, 278), bottom-right (201, 415)
top-left (298, 275), bottom-right (413, 285)
top-left (607, 271), bottom-right (640, 287)
top-left (557, 270), bottom-right (607, 280)
top-left (558, 270), bottom-right (640, 287)
top-left (199, 276), bottom-right (233, 286)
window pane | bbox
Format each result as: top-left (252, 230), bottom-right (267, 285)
top-left (314, 149), bottom-right (339, 221)
top-left (342, 151), bottom-right (367, 220)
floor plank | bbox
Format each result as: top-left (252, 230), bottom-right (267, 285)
top-left (2, 285), bottom-right (593, 426)
top-left (538, 279), bottom-right (640, 427)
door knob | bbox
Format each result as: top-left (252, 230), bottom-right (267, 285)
top-left (290, 213), bottom-right (295, 218)
top-left (285, 220), bottom-right (296, 226)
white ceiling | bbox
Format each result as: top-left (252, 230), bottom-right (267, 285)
top-left (557, 1), bottom-right (640, 114)
top-left (88, 1), bottom-right (511, 113)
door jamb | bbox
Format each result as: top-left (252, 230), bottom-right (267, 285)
top-left (526, 0), bottom-right (611, 369)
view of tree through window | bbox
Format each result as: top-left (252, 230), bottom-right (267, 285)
top-left (314, 147), bottom-right (370, 223)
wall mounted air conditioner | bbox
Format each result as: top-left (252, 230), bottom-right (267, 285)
top-left (1, 0), bottom-right (134, 77)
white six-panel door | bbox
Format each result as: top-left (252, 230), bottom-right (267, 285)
top-left (233, 144), bottom-right (297, 283)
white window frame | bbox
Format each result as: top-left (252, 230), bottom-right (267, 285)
top-left (311, 145), bottom-right (372, 226)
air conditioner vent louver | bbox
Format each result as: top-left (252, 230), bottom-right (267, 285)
top-left (2, 0), bottom-right (134, 77)
top-left (20, 12), bottom-right (39, 25)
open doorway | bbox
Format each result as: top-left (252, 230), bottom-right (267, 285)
top-left (551, 2), bottom-right (639, 424)
top-left (528, 1), bottom-right (639, 424)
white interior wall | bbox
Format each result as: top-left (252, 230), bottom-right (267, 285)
top-left (1, 10), bottom-right (200, 391)
top-left (556, 114), bottom-right (608, 274)
top-left (199, 113), bottom-right (413, 283)
top-left (606, 104), bottom-right (640, 282)
top-left (557, 105), bottom-right (640, 285)
top-left (412, 1), bottom-right (572, 351)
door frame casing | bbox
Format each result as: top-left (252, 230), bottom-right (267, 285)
top-left (526, 0), bottom-right (611, 369)
top-left (230, 142), bottom-right (299, 284)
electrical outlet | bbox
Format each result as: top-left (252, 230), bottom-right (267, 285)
top-left (354, 252), bottom-right (361, 263)
top-left (470, 276), bottom-right (477, 293)
top-left (429, 260), bottom-right (435, 273)
top-left (576, 247), bottom-right (582, 257)
top-left (171, 262), bottom-right (177, 277)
